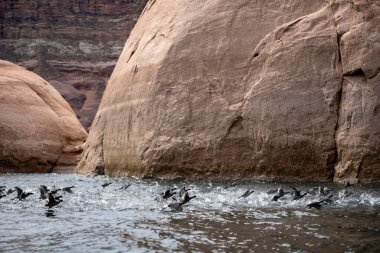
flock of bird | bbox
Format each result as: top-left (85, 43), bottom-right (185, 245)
top-left (158, 182), bottom-right (355, 211)
top-left (0, 180), bottom-right (355, 212)
top-left (0, 182), bottom-right (198, 212)
top-left (157, 186), bottom-right (197, 211)
top-left (0, 184), bottom-right (75, 208)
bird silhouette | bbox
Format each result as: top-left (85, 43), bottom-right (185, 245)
top-left (62, 186), bottom-right (75, 193)
top-left (271, 188), bottom-right (289, 202)
top-left (240, 189), bottom-right (254, 198)
top-left (180, 191), bottom-right (196, 204)
top-left (101, 182), bottom-right (112, 188)
top-left (45, 192), bottom-right (63, 208)
top-left (162, 187), bottom-right (177, 200)
top-left (307, 200), bottom-right (324, 209)
top-left (179, 186), bottom-right (190, 198)
top-left (290, 186), bottom-right (307, 200)
top-left (6, 188), bottom-right (15, 195)
top-left (318, 186), bottom-right (331, 196)
top-left (14, 186), bottom-right (33, 200)
top-left (307, 195), bottom-right (333, 209)
top-left (119, 184), bottom-right (131, 190)
top-left (0, 186), bottom-right (15, 196)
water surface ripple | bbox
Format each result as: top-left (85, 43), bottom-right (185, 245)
top-left (1, 174), bottom-right (380, 252)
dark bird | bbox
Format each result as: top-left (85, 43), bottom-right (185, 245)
top-left (48, 186), bottom-right (61, 195)
top-left (240, 189), bottom-right (254, 198)
top-left (179, 186), bottom-right (190, 198)
top-left (307, 195), bottom-right (333, 209)
top-left (102, 182), bottom-right (112, 188)
top-left (54, 195), bottom-right (63, 200)
top-left (0, 186), bottom-right (14, 197)
top-left (6, 189), bottom-right (15, 195)
top-left (161, 186), bottom-right (195, 210)
top-left (318, 186), bottom-right (331, 196)
top-left (162, 187), bottom-right (177, 200)
top-left (0, 186), bottom-right (6, 197)
top-left (45, 192), bottom-right (63, 208)
top-left (290, 186), bottom-right (307, 200)
top-left (271, 194), bottom-right (282, 202)
top-left (40, 185), bottom-right (61, 199)
top-left (62, 186), bottom-right (75, 193)
top-left (14, 186), bottom-right (33, 200)
top-left (307, 200), bottom-right (324, 210)
top-left (294, 192), bottom-right (307, 200)
top-left (271, 188), bottom-right (289, 202)
top-left (119, 184), bottom-right (131, 190)
top-left (180, 191), bottom-right (196, 205)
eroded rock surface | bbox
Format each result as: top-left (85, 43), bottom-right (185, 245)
top-left (0, 60), bottom-right (87, 173)
top-left (0, 0), bottom-right (148, 128)
top-left (332, 0), bottom-right (380, 183)
top-left (77, 0), bottom-right (380, 183)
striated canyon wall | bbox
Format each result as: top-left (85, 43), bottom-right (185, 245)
top-left (0, 60), bottom-right (87, 173)
top-left (76, 0), bottom-right (380, 183)
top-left (0, 0), bottom-right (148, 128)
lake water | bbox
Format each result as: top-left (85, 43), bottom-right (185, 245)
top-left (0, 173), bottom-right (380, 253)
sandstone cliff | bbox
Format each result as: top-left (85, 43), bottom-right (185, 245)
top-left (77, 0), bottom-right (380, 183)
top-left (0, 0), bottom-right (148, 128)
top-left (0, 60), bottom-right (87, 173)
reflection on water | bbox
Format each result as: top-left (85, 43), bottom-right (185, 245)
top-left (0, 173), bottom-right (380, 252)
top-left (45, 209), bottom-right (56, 218)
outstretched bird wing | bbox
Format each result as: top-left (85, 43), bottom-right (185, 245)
top-left (14, 186), bottom-right (23, 198)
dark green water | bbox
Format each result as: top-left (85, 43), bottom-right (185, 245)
top-left (0, 173), bottom-right (379, 252)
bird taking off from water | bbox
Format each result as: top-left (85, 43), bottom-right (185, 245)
top-left (162, 187), bottom-right (177, 200)
top-left (14, 186), bottom-right (33, 200)
top-left (290, 186), bottom-right (307, 200)
top-left (180, 191), bottom-right (196, 205)
top-left (101, 182), bottom-right (112, 188)
top-left (62, 186), bottom-right (75, 193)
top-left (45, 192), bottom-right (63, 208)
top-left (271, 188), bottom-right (289, 202)
top-left (240, 189), bottom-right (254, 198)
top-left (119, 184), bottom-right (131, 190)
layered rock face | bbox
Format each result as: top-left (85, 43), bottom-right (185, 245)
top-left (0, 0), bottom-right (148, 128)
top-left (0, 60), bottom-right (87, 173)
top-left (77, 0), bottom-right (380, 183)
